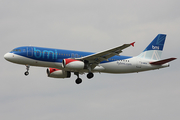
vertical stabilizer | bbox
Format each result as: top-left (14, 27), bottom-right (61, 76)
top-left (137, 34), bottom-right (166, 60)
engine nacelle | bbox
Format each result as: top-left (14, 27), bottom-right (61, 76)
top-left (62, 59), bottom-right (85, 70)
top-left (46, 68), bottom-right (71, 78)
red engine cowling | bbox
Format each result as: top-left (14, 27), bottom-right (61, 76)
top-left (46, 68), bottom-right (71, 78)
top-left (62, 59), bottom-right (85, 70)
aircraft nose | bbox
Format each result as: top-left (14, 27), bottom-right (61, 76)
top-left (4, 53), bottom-right (13, 61)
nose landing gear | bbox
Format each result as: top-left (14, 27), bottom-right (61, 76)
top-left (24, 71), bottom-right (29, 76)
top-left (24, 65), bottom-right (30, 76)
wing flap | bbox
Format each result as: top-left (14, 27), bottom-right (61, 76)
top-left (149, 58), bottom-right (177, 65)
top-left (76, 42), bottom-right (135, 70)
top-left (80, 42), bottom-right (135, 62)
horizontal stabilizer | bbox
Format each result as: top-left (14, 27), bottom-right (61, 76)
top-left (150, 58), bottom-right (177, 65)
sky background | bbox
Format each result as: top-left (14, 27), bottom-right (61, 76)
top-left (0, 0), bottom-right (180, 120)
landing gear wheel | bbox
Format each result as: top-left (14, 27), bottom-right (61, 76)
top-left (87, 72), bottom-right (94, 79)
top-left (24, 71), bottom-right (29, 76)
top-left (75, 78), bottom-right (82, 84)
top-left (24, 65), bottom-right (30, 76)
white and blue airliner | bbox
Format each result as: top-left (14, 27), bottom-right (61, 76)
top-left (4, 34), bottom-right (176, 84)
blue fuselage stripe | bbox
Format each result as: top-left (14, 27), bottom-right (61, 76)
top-left (10, 46), bottom-right (132, 63)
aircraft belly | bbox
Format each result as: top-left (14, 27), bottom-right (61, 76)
top-left (12, 54), bottom-right (168, 74)
top-left (11, 54), bottom-right (59, 68)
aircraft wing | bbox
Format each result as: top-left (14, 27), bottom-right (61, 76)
top-left (78, 42), bottom-right (135, 66)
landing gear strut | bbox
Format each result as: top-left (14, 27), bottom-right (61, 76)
top-left (74, 72), bottom-right (82, 84)
top-left (24, 65), bottom-right (30, 76)
top-left (85, 62), bottom-right (94, 79)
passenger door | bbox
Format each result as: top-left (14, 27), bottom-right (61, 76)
top-left (27, 47), bottom-right (33, 57)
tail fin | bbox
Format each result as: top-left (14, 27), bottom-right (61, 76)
top-left (137, 34), bottom-right (166, 60)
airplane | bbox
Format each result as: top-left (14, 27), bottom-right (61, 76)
top-left (4, 34), bottom-right (177, 84)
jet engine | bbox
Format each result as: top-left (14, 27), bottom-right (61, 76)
top-left (62, 59), bottom-right (85, 70)
top-left (46, 68), bottom-right (71, 78)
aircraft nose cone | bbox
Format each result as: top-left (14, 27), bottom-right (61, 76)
top-left (4, 53), bottom-right (12, 61)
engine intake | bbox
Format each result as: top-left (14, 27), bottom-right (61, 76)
top-left (46, 68), bottom-right (71, 78)
top-left (62, 59), bottom-right (85, 70)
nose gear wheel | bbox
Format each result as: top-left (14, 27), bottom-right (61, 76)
top-left (24, 65), bottom-right (30, 76)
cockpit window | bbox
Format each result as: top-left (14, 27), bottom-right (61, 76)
top-left (11, 49), bottom-right (21, 52)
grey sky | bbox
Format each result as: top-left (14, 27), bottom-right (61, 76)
top-left (1, 0), bottom-right (180, 120)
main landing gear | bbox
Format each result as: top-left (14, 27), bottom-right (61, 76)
top-left (87, 72), bottom-right (94, 79)
top-left (74, 72), bottom-right (82, 84)
top-left (74, 72), bottom-right (94, 84)
top-left (24, 65), bottom-right (30, 76)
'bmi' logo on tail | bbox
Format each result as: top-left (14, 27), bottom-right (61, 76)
top-left (137, 34), bottom-right (166, 60)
